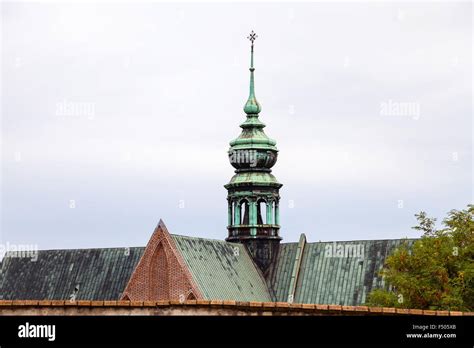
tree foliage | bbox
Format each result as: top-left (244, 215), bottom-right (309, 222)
top-left (366, 204), bottom-right (474, 311)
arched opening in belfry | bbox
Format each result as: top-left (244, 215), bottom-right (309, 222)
top-left (230, 201), bottom-right (235, 225)
top-left (257, 199), bottom-right (267, 224)
top-left (274, 200), bottom-right (280, 225)
top-left (240, 199), bottom-right (249, 225)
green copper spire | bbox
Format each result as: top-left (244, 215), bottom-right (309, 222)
top-left (244, 30), bottom-right (261, 115)
top-left (225, 32), bottom-right (283, 275)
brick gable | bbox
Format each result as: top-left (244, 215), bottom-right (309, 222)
top-left (121, 220), bottom-right (202, 301)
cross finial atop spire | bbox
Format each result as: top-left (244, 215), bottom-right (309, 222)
top-left (244, 30), bottom-right (260, 114)
top-left (247, 30), bottom-right (258, 46)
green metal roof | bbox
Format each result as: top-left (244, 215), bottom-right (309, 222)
top-left (0, 247), bottom-right (144, 300)
top-left (266, 242), bottom-right (299, 301)
top-left (229, 125), bottom-right (277, 151)
top-left (0, 235), bottom-right (417, 305)
top-left (226, 172), bottom-right (281, 187)
top-left (228, 33), bottom-right (278, 154)
top-left (172, 235), bottom-right (272, 302)
top-left (267, 238), bottom-right (416, 305)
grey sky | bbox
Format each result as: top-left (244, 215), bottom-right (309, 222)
top-left (1, 1), bottom-right (472, 251)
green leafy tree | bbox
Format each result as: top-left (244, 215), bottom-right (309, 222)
top-left (366, 204), bottom-right (474, 311)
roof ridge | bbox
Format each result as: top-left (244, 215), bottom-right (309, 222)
top-left (19, 246), bottom-right (145, 253)
top-left (170, 234), bottom-right (240, 244)
top-left (302, 237), bottom-right (419, 244)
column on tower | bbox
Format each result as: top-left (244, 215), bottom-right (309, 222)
top-left (250, 200), bottom-right (257, 236)
top-left (227, 199), bottom-right (232, 226)
top-left (275, 201), bottom-right (280, 225)
top-left (266, 200), bottom-right (273, 225)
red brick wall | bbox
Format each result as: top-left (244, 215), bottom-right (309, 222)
top-left (121, 220), bottom-right (202, 301)
top-left (149, 242), bottom-right (169, 299)
top-left (2, 300), bottom-right (470, 316)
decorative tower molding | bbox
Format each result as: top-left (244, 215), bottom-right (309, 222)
top-left (225, 31), bottom-right (282, 275)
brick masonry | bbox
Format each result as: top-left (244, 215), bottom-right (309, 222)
top-left (121, 220), bottom-right (202, 301)
top-left (0, 300), bottom-right (472, 316)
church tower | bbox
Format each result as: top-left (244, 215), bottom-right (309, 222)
top-left (225, 31), bottom-right (282, 275)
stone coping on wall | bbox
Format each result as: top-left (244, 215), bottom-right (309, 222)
top-left (0, 300), bottom-right (471, 316)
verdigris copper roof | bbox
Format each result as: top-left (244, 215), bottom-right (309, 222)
top-left (172, 235), bottom-right (272, 302)
top-left (227, 172), bottom-right (281, 187)
top-left (267, 238), bottom-right (416, 305)
top-left (0, 247), bottom-right (143, 300)
top-left (266, 242), bottom-right (299, 302)
top-left (0, 235), bottom-right (416, 305)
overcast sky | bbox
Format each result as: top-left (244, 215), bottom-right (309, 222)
top-left (1, 1), bottom-right (472, 251)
